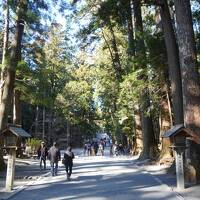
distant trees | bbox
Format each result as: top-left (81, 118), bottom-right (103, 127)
top-left (71, 0), bottom-right (200, 181)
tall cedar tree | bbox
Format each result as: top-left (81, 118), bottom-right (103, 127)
top-left (174, 0), bottom-right (200, 181)
top-left (0, 0), bottom-right (27, 170)
top-left (155, 0), bottom-right (183, 161)
top-left (133, 0), bottom-right (158, 159)
top-left (0, 0), bottom-right (10, 170)
top-left (157, 0), bottom-right (183, 125)
top-left (0, 0), bottom-right (27, 130)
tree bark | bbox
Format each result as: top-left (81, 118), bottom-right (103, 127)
top-left (48, 110), bottom-right (53, 145)
top-left (159, 84), bottom-right (172, 160)
top-left (107, 17), bottom-right (122, 80)
top-left (42, 106), bottom-right (45, 141)
top-left (35, 105), bottom-right (39, 136)
top-left (125, 0), bottom-right (135, 56)
top-left (13, 89), bottom-right (21, 125)
top-left (67, 120), bottom-right (71, 146)
top-left (133, 107), bottom-right (143, 155)
top-left (174, 0), bottom-right (200, 133)
top-left (139, 90), bottom-right (158, 159)
top-left (1, 0), bottom-right (9, 87)
top-left (158, 0), bottom-right (184, 125)
top-left (174, 0), bottom-right (200, 181)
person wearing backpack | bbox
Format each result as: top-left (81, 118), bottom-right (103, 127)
top-left (63, 146), bottom-right (74, 181)
top-left (48, 142), bottom-right (61, 176)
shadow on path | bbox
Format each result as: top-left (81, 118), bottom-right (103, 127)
top-left (10, 157), bottom-right (179, 200)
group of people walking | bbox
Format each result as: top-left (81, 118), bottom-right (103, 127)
top-left (37, 141), bottom-right (74, 180)
top-left (37, 139), bottom-right (129, 181)
top-left (83, 139), bottom-right (105, 156)
top-left (110, 143), bottom-right (131, 156)
top-left (110, 143), bottom-right (125, 156)
top-left (82, 139), bottom-right (130, 157)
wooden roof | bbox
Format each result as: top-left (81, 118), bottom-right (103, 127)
top-left (1, 125), bottom-right (31, 138)
top-left (162, 124), bottom-right (185, 138)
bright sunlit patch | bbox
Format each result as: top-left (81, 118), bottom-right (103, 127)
top-left (47, 197), bottom-right (107, 200)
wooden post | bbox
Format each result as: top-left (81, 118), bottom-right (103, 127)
top-left (5, 148), bottom-right (16, 191)
top-left (175, 148), bottom-right (185, 190)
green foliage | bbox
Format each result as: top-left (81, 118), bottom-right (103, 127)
top-left (20, 23), bottom-right (71, 108)
top-left (26, 138), bottom-right (41, 152)
top-left (121, 115), bottom-right (135, 137)
top-left (119, 70), bottom-right (145, 107)
top-left (3, 0), bottom-right (197, 148)
top-left (56, 64), bottom-right (99, 138)
top-left (192, 1), bottom-right (200, 53)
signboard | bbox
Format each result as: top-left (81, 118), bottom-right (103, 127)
top-left (175, 150), bottom-right (185, 190)
top-left (4, 135), bottom-right (17, 147)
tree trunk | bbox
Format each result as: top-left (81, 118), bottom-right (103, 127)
top-left (174, 0), bottom-right (200, 181)
top-left (35, 105), bottom-right (39, 136)
top-left (102, 30), bottom-right (115, 66)
top-left (166, 82), bottom-right (173, 126)
top-left (48, 110), bottom-right (53, 145)
top-left (13, 89), bottom-right (21, 125)
top-left (133, 0), bottom-right (158, 160)
top-left (67, 120), bottom-right (70, 146)
top-left (158, 0), bottom-right (184, 125)
top-left (0, 141), bottom-right (5, 170)
top-left (42, 106), bottom-right (45, 141)
top-left (102, 19), bottom-right (122, 138)
top-left (1, 0), bottom-right (9, 74)
top-left (107, 17), bottom-right (122, 80)
top-left (124, 0), bottom-right (142, 155)
top-left (133, 107), bottom-right (143, 155)
top-left (0, 0), bottom-right (27, 170)
top-left (139, 90), bottom-right (158, 159)
top-left (0, 0), bottom-right (10, 171)
top-left (125, 0), bottom-right (135, 56)
top-left (159, 85), bottom-right (172, 160)
top-left (0, 0), bottom-right (9, 100)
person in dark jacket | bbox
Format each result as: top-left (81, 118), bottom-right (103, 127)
top-left (48, 142), bottom-right (61, 176)
top-left (63, 146), bottom-right (74, 180)
top-left (37, 141), bottom-right (48, 170)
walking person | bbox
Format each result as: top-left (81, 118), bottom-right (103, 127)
top-left (93, 141), bottom-right (99, 156)
top-left (48, 142), bottom-right (61, 176)
top-left (87, 141), bottom-right (92, 156)
top-left (98, 140), bottom-right (104, 156)
top-left (63, 146), bottom-right (74, 181)
top-left (37, 141), bottom-right (48, 170)
top-left (110, 143), bottom-right (113, 157)
top-left (83, 143), bottom-right (87, 156)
